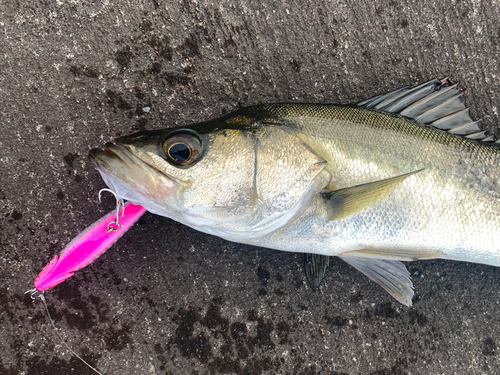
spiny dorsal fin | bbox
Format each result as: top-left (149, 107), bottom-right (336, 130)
top-left (358, 78), bottom-right (497, 143)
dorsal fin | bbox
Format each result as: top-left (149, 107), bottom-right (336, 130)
top-left (358, 78), bottom-right (498, 143)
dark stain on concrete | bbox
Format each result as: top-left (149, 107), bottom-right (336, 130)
top-left (276, 321), bottom-right (290, 345)
top-left (147, 35), bottom-right (173, 60)
top-left (163, 73), bottom-right (191, 87)
top-left (104, 320), bottom-right (132, 351)
top-left (106, 90), bottom-right (132, 111)
top-left (372, 302), bottom-right (398, 319)
top-left (63, 152), bottom-right (78, 169)
top-left (290, 59), bottom-right (302, 73)
top-left (257, 266), bottom-right (270, 285)
top-left (115, 45), bottom-right (133, 68)
top-left (350, 291), bottom-right (363, 303)
top-left (172, 306), bottom-right (212, 362)
top-left (69, 65), bottom-right (100, 79)
top-left (0, 287), bottom-right (102, 374)
top-left (24, 349), bottom-right (102, 375)
top-left (257, 287), bottom-right (267, 296)
top-left (10, 210), bottom-right (22, 221)
top-left (483, 337), bottom-right (496, 356)
top-left (408, 309), bottom-right (429, 326)
top-left (134, 118), bottom-right (148, 132)
top-left (180, 35), bottom-right (200, 58)
top-left (165, 298), bottom-right (287, 374)
top-left (148, 62), bottom-right (162, 74)
top-left (273, 287), bottom-right (285, 296)
top-left (325, 315), bottom-right (347, 328)
top-left (133, 87), bottom-right (146, 100)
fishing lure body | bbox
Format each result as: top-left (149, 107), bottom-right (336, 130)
top-left (34, 201), bottom-right (146, 291)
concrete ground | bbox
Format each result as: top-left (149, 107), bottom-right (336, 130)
top-left (1, 0), bottom-right (500, 374)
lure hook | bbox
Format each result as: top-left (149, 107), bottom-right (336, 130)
top-left (98, 188), bottom-right (125, 233)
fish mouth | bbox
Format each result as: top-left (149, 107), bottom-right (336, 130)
top-left (90, 142), bottom-right (138, 170)
top-left (89, 142), bottom-right (179, 203)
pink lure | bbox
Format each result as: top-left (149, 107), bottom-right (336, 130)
top-left (34, 202), bottom-right (146, 291)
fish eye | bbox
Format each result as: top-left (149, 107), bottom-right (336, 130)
top-left (162, 131), bottom-right (202, 167)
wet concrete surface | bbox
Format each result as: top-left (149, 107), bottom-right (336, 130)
top-left (1, 0), bottom-right (500, 374)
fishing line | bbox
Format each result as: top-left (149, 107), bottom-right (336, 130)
top-left (25, 288), bottom-right (104, 375)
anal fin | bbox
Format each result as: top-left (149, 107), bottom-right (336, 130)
top-left (340, 255), bottom-right (414, 306)
top-left (342, 247), bottom-right (442, 261)
top-left (304, 253), bottom-right (330, 290)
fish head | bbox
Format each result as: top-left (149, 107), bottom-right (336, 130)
top-left (89, 112), bottom-right (328, 239)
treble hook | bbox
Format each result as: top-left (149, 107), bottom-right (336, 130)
top-left (98, 188), bottom-right (125, 233)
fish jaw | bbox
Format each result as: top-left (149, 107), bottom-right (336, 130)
top-left (89, 142), bottom-right (180, 207)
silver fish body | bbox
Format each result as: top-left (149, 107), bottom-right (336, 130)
top-left (240, 104), bottom-right (500, 263)
top-left (90, 79), bottom-right (500, 305)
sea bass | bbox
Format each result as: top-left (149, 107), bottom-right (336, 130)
top-left (89, 78), bottom-right (500, 306)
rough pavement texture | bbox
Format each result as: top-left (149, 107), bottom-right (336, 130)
top-left (1, 1), bottom-right (500, 374)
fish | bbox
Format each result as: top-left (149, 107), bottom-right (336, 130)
top-left (89, 78), bottom-right (500, 306)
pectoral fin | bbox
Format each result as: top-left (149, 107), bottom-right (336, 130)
top-left (324, 170), bottom-right (423, 220)
top-left (304, 253), bottom-right (330, 290)
top-left (340, 255), bottom-right (414, 306)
